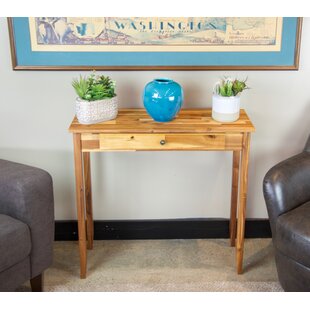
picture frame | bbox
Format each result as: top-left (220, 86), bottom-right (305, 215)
top-left (8, 17), bottom-right (302, 71)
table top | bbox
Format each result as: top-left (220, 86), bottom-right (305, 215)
top-left (68, 108), bottom-right (255, 134)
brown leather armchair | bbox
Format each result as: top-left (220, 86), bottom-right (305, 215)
top-left (263, 135), bottom-right (310, 291)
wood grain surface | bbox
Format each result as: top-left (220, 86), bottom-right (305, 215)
top-left (68, 109), bottom-right (255, 134)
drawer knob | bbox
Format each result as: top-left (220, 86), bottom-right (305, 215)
top-left (160, 139), bottom-right (166, 145)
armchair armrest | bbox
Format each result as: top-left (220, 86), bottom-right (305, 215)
top-left (304, 134), bottom-right (310, 152)
top-left (0, 159), bottom-right (54, 277)
top-left (263, 151), bottom-right (310, 237)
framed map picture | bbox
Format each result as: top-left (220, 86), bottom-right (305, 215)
top-left (8, 17), bottom-right (302, 70)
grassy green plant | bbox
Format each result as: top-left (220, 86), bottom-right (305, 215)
top-left (214, 77), bottom-right (248, 97)
top-left (72, 71), bottom-right (116, 101)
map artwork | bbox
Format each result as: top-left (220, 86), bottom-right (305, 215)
top-left (29, 17), bottom-right (283, 52)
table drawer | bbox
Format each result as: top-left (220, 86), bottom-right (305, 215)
top-left (81, 133), bottom-right (243, 151)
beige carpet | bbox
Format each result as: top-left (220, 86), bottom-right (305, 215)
top-left (18, 239), bottom-right (283, 292)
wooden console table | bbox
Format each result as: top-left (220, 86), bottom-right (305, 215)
top-left (68, 108), bottom-right (255, 279)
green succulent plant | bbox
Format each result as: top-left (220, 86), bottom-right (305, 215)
top-left (215, 77), bottom-right (249, 97)
top-left (72, 71), bottom-right (116, 101)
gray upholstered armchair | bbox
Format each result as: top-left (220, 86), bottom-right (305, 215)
top-left (0, 160), bottom-right (54, 292)
top-left (263, 135), bottom-right (310, 291)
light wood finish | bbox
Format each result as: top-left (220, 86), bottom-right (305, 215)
top-left (81, 133), bottom-right (243, 152)
top-left (83, 152), bottom-right (94, 250)
top-left (293, 17), bottom-right (303, 70)
top-left (230, 150), bottom-right (241, 247)
top-left (97, 133), bottom-right (243, 151)
top-left (236, 133), bottom-right (251, 274)
top-left (69, 108), bottom-right (254, 277)
top-left (69, 109), bottom-right (255, 134)
top-left (11, 65), bottom-right (303, 71)
top-left (73, 133), bottom-right (87, 278)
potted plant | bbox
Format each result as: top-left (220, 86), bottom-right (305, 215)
top-left (72, 71), bottom-right (118, 124)
top-left (212, 77), bottom-right (248, 122)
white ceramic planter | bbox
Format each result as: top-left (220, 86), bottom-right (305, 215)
top-left (212, 94), bottom-right (240, 122)
top-left (75, 96), bottom-right (118, 124)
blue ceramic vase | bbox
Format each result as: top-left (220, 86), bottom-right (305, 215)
top-left (143, 78), bottom-right (184, 122)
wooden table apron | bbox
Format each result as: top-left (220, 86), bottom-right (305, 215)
top-left (69, 109), bottom-right (255, 279)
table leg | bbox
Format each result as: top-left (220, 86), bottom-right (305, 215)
top-left (230, 150), bottom-right (240, 247)
top-left (73, 133), bottom-right (87, 279)
top-left (236, 133), bottom-right (251, 274)
top-left (83, 152), bottom-right (94, 250)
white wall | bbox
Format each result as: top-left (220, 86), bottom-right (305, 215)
top-left (0, 17), bottom-right (309, 220)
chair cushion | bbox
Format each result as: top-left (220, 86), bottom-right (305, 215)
top-left (276, 201), bottom-right (310, 268)
top-left (0, 214), bottom-right (31, 273)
